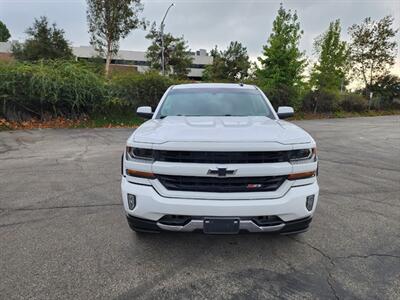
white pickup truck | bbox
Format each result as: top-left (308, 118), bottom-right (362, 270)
top-left (121, 83), bottom-right (319, 234)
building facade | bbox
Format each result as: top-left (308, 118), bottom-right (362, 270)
top-left (0, 42), bottom-right (213, 79)
top-left (0, 41), bottom-right (14, 62)
top-left (73, 46), bottom-right (212, 79)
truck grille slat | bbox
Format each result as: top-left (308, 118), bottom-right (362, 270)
top-left (155, 150), bottom-right (289, 164)
top-left (157, 175), bottom-right (287, 193)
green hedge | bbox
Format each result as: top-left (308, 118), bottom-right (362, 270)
top-left (0, 60), bottom-right (106, 119)
top-left (340, 94), bottom-right (368, 112)
top-left (108, 71), bottom-right (175, 111)
top-left (0, 61), bottom-right (178, 120)
top-left (302, 89), bottom-right (340, 113)
top-left (0, 60), bottom-right (395, 122)
top-left (301, 90), bottom-right (372, 113)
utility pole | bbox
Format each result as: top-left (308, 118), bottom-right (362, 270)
top-left (160, 3), bottom-right (174, 76)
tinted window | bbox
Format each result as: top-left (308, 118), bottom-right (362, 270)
top-left (157, 88), bottom-right (274, 118)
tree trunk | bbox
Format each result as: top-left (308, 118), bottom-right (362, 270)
top-left (40, 99), bottom-right (43, 121)
top-left (368, 65), bottom-right (374, 110)
top-left (313, 95), bottom-right (318, 114)
top-left (2, 98), bottom-right (6, 117)
top-left (105, 52), bottom-right (112, 77)
top-left (105, 41), bottom-right (112, 77)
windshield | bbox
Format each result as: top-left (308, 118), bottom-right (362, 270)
top-left (156, 88), bottom-right (274, 119)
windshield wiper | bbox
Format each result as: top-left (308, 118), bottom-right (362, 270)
top-left (160, 114), bottom-right (185, 118)
top-left (160, 114), bottom-right (247, 118)
top-left (211, 114), bottom-right (244, 116)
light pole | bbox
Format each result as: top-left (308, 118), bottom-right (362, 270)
top-left (160, 3), bottom-right (174, 76)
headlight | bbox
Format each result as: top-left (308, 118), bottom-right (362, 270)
top-left (126, 147), bottom-right (154, 161)
top-left (289, 148), bottom-right (316, 162)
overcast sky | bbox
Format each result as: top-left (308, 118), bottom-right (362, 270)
top-left (0, 0), bottom-right (399, 74)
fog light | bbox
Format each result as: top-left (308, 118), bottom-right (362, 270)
top-left (127, 194), bottom-right (136, 210)
top-left (306, 195), bottom-right (315, 211)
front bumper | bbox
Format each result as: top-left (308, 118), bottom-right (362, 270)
top-left (121, 177), bottom-right (319, 233)
top-left (126, 214), bottom-right (313, 234)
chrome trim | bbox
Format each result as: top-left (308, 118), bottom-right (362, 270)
top-left (239, 220), bottom-right (285, 232)
top-left (156, 219), bottom-right (285, 233)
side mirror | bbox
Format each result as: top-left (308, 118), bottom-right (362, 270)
top-left (136, 106), bottom-right (153, 119)
top-left (277, 106), bottom-right (294, 119)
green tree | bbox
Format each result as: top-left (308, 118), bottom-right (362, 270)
top-left (203, 46), bottom-right (225, 81)
top-left (370, 74), bottom-right (400, 108)
top-left (12, 16), bottom-right (73, 61)
top-left (311, 20), bottom-right (349, 92)
top-left (203, 41), bottom-right (250, 81)
top-left (86, 0), bottom-right (146, 76)
top-left (0, 20), bottom-right (11, 42)
top-left (256, 4), bottom-right (306, 107)
top-left (348, 16), bottom-right (398, 93)
top-left (145, 22), bottom-right (193, 78)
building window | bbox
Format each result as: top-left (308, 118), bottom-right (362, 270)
top-left (190, 64), bottom-right (206, 69)
top-left (111, 59), bottom-right (149, 66)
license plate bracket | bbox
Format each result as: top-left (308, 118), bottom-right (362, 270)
top-left (203, 218), bottom-right (240, 234)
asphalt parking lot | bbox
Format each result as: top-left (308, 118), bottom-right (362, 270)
top-left (1, 116), bottom-right (399, 299)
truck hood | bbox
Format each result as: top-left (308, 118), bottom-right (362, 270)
top-left (131, 116), bottom-right (312, 145)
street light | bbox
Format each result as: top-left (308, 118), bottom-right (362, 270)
top-left (160, 3), bottom-right (174, 76)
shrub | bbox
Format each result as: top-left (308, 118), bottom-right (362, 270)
top-left (370, 74), bottom-right (400, 109)
top-left (259, 83), bottom-right (300, 110)
top-left (339, 94), bottom-right (368, 112)
top-left (0, 62), bottom-right (187, 121)
top-left (302, 89), bottom-right (340, 113)
top-left (0, 60), bottom-right (106, 120)
top-left (5, 59), bottom-right (391, 123)
top-left (240, 80), bottom-right (308, 110)
top-left (109, 71), bottom-right (175, 111)
top-left (369, 95), bottom-right (400, 110)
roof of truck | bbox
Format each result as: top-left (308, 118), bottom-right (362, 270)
top-left (171, 83), bottom-right (256, 90)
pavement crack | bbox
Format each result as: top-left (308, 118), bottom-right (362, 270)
top-left (0, 217), bottom-right (50, 228)
top-left (287, 237), bottom-right (400, 299)
top-left (289, 236), bottom-right (335, 265)
top-left (326, 275), bottom-right (340, 300)
top-left (335, 253), bottom-right (400, 260)
top-left (288, 237), bottom-right (339, 299)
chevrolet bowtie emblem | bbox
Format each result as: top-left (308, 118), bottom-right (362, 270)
top-left (207, 167), bottom-right (237, 177)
